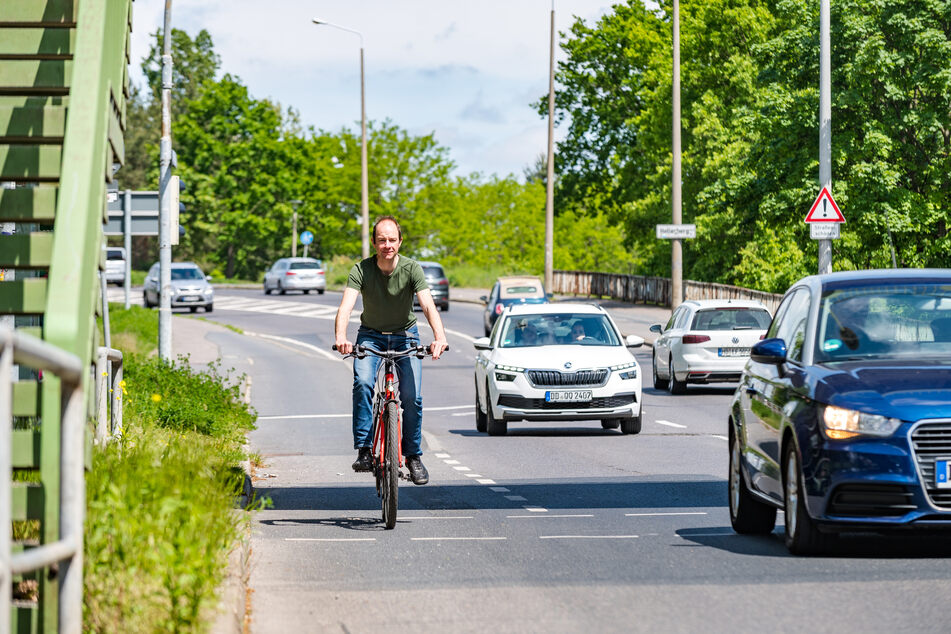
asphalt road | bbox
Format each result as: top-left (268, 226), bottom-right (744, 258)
top-left (133, 287), bottom-right (951, 633)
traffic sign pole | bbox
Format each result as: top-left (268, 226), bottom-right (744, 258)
top-left (818, 0), bottom-right (832, 275)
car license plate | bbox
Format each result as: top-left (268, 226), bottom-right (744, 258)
top-left (182, 295), bottom-right (199, 302)
top-left (545, 390), bottom-right (592, 403)
top-left (718, 347), bottom-right (750, 357)
top-left (937, 458), bottom-right (951, 489)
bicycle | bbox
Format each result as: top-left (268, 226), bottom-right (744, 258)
top-left (334, 342), bottom-right (446, 529)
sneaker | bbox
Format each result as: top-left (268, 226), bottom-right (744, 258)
top-left (352, 447), bottom-right (373, 472)
top-left (405, 455), bottom-right (429, 485)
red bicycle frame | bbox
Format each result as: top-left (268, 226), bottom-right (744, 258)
top-left (373, 369), bottom-right (403, 469)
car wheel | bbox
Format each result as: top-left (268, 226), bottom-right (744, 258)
top-left (264, 283), bottom-right (271, 295)
top-left (485, 386), bottom-right (507, 436)
top-left (620, 413), bottom-right (642, 435)
top-left (668, 355), bottom-right (687, 394)
top-left (189, 306), bottom-right (198, 313)
top-left (475, 378), bottom-right (487, 433)
top-left (143, 291), bottom-right (152, 308)
top-left (304, 289), bottom-right (310, 294)
top-left (441, 302), bottom-right (449, 312)
top-left (318, 289), bottom-right (325, 295)
top-left (729, 426), bottom-right (777, 534)
top-left (279, 281), bottom-right (286, 295)
top-left (205, 304), bottom-right (213, 313)
top-left (652, 353), bottom-right (668, 390)
top-left (783, 442), bottom-right (833, 555)
top-left (601, 419), bottom-right (620, 429)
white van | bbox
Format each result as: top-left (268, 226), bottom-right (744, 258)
top-left (105, 247), bottom-right (126, 285)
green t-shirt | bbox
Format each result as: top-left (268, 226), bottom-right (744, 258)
top-left (347, 256), bottom-right (428, 332)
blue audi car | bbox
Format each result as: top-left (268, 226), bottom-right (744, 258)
top-left (729, 269), bottom-right (951, 554)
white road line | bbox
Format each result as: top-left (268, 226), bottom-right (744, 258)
top-left (490, 487), bottom-right (510, 493)
top-left (451, 413), bottom-right (470, 417)
top-left (678, 532), bottom-right (736, 538)
top-left (425, 405), bottom-right (474, 411)
top-left (476, 479), bottom-right (496, 485)
top-left (434, 453), bottom-right (450, 458)
top-left (712, 434), bottom-right (729, 441)
top-left (245, 331), bottom-right (342, 363)
top-left (655, 420), bottom-right (687, 429)
top-left (624, 511), bottom-right (707, 517)
top-left (285, 538), bottom-right (376, 542)
top-left (523, 507), bottom-right (547, 513)
top-left (257, 413), bottom-right (349, 420)
top-left (505, 495), bottom-right (527, 502)
top-left (539, 535), bottom-right (639, 540)
top-left (507, 514), bottom-right (594, 519)
top-left (453, 466), bottom-right (470, 471)
top-left (464, 473), bottom-right (483, 478)
top-left (443, 459), bottom-right (460, 465)
top-left (398, 516), bottom-right (474, 520)
top-left (410, 537), bottom-right (506, 541)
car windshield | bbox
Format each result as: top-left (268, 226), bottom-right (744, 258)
top-left (171, 268), bottom-right (205, 281)
top-left (106, 249), bottom-right (125, 260)
top-left (423, 265), bottom-right (445, 278)
top-left (499, 313), bottom-right (620, 348)
top-left (815, 283), bottom-right (951, 362)
top-left (289, 261), bottom-right (321, 270)
top-left (691, 307), bottom-right (771, 330)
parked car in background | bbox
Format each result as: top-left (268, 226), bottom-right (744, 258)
top-left (729, 269), bottom-right (951, 554)
top-left (143, 262), bottom-right (214, 313)
top-left (481, 275), bottom-right (548, 335)
top-left (473, 303), bottom-right (644, 436)
top-left (412, 261), bottom-right (450, 312)
top-left (263, 257), bottom-right (326, 295)
top-left (104, 247), bottom-right (126, 285)
top-left (650, 299), bottom-right (771, 394)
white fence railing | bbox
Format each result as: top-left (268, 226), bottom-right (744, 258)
top-left (1, 326), bottom-right (85, 634)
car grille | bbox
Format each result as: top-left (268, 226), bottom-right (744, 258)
top-left (497, 394), bottom-right (636, 410)
top-left (911, 421), bottom-right (951, 509)
top-left (826, 483), bottom-right (916, 517)
top-left (526, 369), bottom-right (608, 387)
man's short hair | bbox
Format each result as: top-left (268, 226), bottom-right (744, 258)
top-left (372, 215), bottom-right (403, 242)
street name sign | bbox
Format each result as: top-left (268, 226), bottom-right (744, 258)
top-left (656, 224), bottom-right (696, 239)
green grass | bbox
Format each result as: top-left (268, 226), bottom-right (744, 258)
top-left (85, 305), bottom-right (257, 632)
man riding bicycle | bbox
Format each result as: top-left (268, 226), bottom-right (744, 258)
top-left (334, 215), bottom-right (449, 485)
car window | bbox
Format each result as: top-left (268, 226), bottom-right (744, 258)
top-left (289, 261), bottom-right (320, 270)
top-left (423, 265), bottom-right (445, 278)
top-left (772, 288), bottom-right (811, 362)
top-left (106, 249), bottom-right (125, 260)
top-left (499, 313), bottom-right (620, 348)
top-left (691, 308), bottom-right (771, 331)
top-left (171, 267), bottom-right (205, 281)
top-left (664, 308), bottom-right (678, 331)
top-left (148, 264), bottom-right (158, 278)
top-left (501, 285), bottom-right (542, 298)
top-left (674, 307), bottom-right (691, 330)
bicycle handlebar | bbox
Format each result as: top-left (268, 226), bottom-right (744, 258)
top-left (332, 343), bottom-right (448, 359)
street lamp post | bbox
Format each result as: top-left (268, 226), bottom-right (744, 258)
top-left (671, 0), bottom-right (683, 309)
top-left (544, 1), bottom-right (556, 295)
top-left (313, 18), bottom-right (370, 259)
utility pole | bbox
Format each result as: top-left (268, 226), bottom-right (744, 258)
top-left (818, 0), bottom-right (832, 274)
top-left (158, 0), bottom-right (174, 361)
top-left (544, 0), bottom-right (556, 294)
top-left (671, 0), bottom-right (683, 308)
top-left (291, 200), bottom-right (301, 257)
top-left (359, 45), bottom-right (370, 259)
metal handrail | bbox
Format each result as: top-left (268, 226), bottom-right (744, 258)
top-left (1, 326), bottom-right (85, 633)
top-left (95, 346), bottom-right (123, 443)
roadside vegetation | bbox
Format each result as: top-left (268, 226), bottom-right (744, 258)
top-left (84, 305), bottom-right (255, 632)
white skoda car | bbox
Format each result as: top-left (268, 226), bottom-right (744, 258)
top-left (649, 299), bottom-right (771, 394)
top-left (473, 304), bottom-right (645, 436)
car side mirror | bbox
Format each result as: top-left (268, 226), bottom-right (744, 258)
top-left (479, 295), bottom-right (488, 304)
top-left (147, 276), bottom-right (157, 283)
top-left (649, 324), bottom-right (663, 334)
top-left (625, 335), bottom-right (644, 348)
top-left (206, 275), bottom-right (213, 281)
top-left (750, 338), bottom-right (787, 365)
top-left (473, 336), bottom-right (492, 351)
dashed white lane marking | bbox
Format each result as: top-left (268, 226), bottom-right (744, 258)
top-left (523, 507), bottom-right (547, 513)
top-left (539, 535), bottom-right (639, 540)
top-left (507, 514), bottom-right (593, 519)
top-left (490, 487), bottom-right (510, 493)
top-left (434, 453), bottom-right (450, 458)
top-left (624, 511), bottom-right (707, 517)
top-left (286, 538), bottom-right (376, 542)
top-left (443, 459), bottom-right (460, 465)
top-left (505, 495), bottom-right (527, 502)
top-left (476, 479), bottom-right (496, 485)
top-left (399, 516), bottom-right (474, 520)
top-left (257, 413), bottom-right (349, 420)
top-left (451, 412), bottom-right (470, 417)
top-left (453, 466), bottom-right (470, 471)
top-left (712, 435), bottom-right (729, 441)
top-left (464, 473), bottom-right (483, 478)
top-left (655, 420), bottom-right (687, 429)
top-left (411, 537), bottom-right (506, 541)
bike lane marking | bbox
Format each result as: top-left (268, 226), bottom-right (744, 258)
top-left (655, 420), bottom-right (687, 429)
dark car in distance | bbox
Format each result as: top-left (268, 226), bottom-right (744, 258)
top-left (729, 269), bottom-right (951, 554)
top-left (481, 275), bottom-right (548, 336)
top-left (413, 261), bottom-right (449, 312)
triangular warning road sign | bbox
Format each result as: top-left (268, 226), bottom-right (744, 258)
top-left (805, 187), bottom-right (845, 223)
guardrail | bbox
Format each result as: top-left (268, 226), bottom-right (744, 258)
top-left (552, 270), bottom-right (784, 313)
top-left (95, 347), bottom-right (123, 444)
top-left (0, 326), bottom-right (85, 634)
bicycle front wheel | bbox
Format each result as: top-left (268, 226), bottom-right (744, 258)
top-left (381, 401), bottom-right (400, 529)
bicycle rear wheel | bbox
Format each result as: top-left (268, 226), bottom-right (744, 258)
top-left (381, 401), bottom-right (400, 529)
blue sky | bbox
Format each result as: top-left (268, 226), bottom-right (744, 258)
top-left (130, 0), bottom-right (613, 180)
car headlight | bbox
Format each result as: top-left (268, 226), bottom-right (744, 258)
top-left (610, 362), bottom-right (638, 380)
top-left (204, 288), bottom-right (214, 295)
top-left (821, 405), bottom-right (901, 440)
top-left (494, 364), bottom-right (524, 382)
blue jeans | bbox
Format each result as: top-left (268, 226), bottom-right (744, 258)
top-left (352, 325), bottom-right (423, 457)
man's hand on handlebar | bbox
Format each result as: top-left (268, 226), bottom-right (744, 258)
top-left (429, 340), bottom-right (449, 360)
top-left (334, 339), bottom-right (353, 355)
